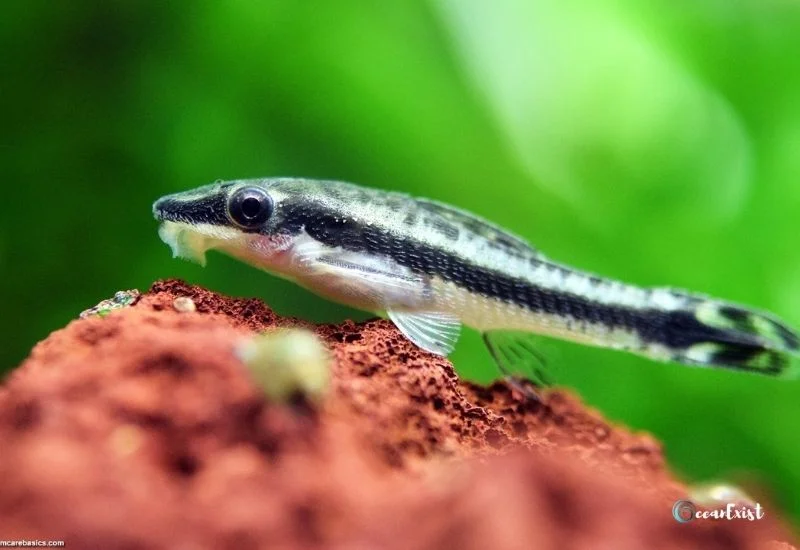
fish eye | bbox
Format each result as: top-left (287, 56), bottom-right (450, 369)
top-left (227, 187), bottom-right (273, 229)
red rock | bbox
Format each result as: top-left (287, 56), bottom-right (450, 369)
top-left (0, 279), bottom-right (794, 549)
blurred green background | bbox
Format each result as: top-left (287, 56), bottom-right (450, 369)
top-left (3, 0), bottom-right (800, 525)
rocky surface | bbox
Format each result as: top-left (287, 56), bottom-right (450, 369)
top-left (0, 279), bottom-right (794, 549)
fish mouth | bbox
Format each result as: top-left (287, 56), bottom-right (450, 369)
top-left (157, 221), bottom-right (213, 266)
top-left (157, 219), bottom-right (248, 267)
top-left (153, 193), bottom-right (215, 266)
top-left (153, 186), bottom-right (243, 266)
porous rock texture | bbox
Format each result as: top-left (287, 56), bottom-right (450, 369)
top-left (0, 279), bottom-right (795, 549)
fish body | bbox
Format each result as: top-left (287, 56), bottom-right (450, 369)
top-left (153, 178), bottom-right (799, 377)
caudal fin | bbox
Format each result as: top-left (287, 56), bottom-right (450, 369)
top-left (664, 301), bottom-right (799, 377)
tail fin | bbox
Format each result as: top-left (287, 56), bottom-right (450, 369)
top-left (662, 300), bottom-right (799, 377)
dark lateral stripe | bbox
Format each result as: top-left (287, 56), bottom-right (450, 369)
top-left (278, 200), bottom-right (715, 349)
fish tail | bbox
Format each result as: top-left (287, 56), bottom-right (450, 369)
top-left (658, 299), bottom-right (799, 377)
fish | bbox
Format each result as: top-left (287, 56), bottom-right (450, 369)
top-left (153, 178), bottom-right (800, 379)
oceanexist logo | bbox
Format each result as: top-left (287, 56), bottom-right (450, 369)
top-left (672, 500), bottom-right (765, 523)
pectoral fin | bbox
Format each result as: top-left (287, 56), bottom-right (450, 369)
top-left (290, 235), bottom-right (427, 308)
top-left (387, 310), bottom-right (461, 356)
